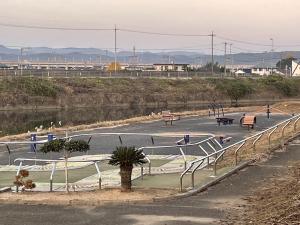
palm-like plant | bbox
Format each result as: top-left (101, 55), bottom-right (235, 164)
top-left (109, 146), bottom-right (146, 192)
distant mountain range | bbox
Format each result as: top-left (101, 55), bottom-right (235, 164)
top-left (0, 45), bottom-right (299, 66)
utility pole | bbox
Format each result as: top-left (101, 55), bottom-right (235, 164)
top-left (270, 38), bottom-right (274, 74)
top-left (224, 42), bottom-right (227, 77)
top-left (229, 43), bottom-right (233, 76)
top-left (133, 45), bottom-right (136, 71)
top-left (114, 25), bottom-right (117, 75)
top-left (210, 31), bottom-right (215, 76)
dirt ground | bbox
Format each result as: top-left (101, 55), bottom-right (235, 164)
top-left (223, 162), bottom-right (300, 225)
top-left (0, 188), bottom-right (176, 206)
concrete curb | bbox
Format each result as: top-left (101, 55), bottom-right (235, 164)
top-left (153, 159), bottom-right (255, 202)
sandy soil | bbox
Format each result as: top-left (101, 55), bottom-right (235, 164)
top-left (0, 188), bottom-right (176, 206)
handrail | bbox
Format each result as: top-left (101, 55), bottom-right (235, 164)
top-left (14, 158), bottom-right (104, 163)
top-left (14, 158), bottom-right (103, 192)
top-left (138, 135), bottom-right (215, 174)
top-left (180, 114), bottom-right (300, 192)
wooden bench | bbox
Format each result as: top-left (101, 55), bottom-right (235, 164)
top-left (162, 111), bottom-right (180, 125)
top-left (241, 115), bottom-right (256, 130)
top-left (216, 117), bottom-right (234, 126)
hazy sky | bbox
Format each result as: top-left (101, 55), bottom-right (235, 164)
top-left (0, 0), bottom-right (300, 53)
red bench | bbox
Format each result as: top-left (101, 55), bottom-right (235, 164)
top-left (162, 111), bottom-right (180, 125)
top-left (240, 115), bottom-right (256, 130)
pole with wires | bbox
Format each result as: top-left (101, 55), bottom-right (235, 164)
top-left (224, 42), bottom-right (227, 77)
top-left (210, 31), bottom-right (215, 76)
top-left (114, 25), bottom-right (117, 75)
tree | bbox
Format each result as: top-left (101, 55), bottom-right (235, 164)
top-left (276, 57), bottom-right (297, 70)
top-left (40, 139), bottom-right (89, 192)
top-left (109, 146), bottom-right (146, 192)
top-left (216, 80), bottom-right (253, 106)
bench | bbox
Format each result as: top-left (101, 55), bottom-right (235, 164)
top-left (240, 115), bottom-right (256, 130)
top-left (216, 117), bottom-right (234, 126)
top-left (162, 111), bottom-right (180, 125)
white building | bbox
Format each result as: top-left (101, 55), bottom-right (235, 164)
top-left (251, 67), bottom-right (278, 76)
top-left (292, 60), bottom-right (300, 76)
top-left (153, 63), bottom-right (189, 72)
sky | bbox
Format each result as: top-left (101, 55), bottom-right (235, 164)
top-left (0, 0), bottom-right (300, 54)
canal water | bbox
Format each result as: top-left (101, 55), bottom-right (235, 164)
top-left (0, 105), bottom-right (206, 136)
top-left (0, 100), bottom-right (280, 136)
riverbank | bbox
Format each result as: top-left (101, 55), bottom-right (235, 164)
top-left (1, 101), bottom-right (299, 142)
top-left (0, 76), bottom-right (299, 111)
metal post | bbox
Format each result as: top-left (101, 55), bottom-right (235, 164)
top-left (293, 116), bottom-right (300, 136)
top-left (281, 121), bottom-right (291, 149)
top-left (267, 126), bottom-right (277, 151)
top-left (6, 145), bottom-right (11, 165)
top-left (94, 162), bottom-right (101, 190)
top-left (235, 141), bottom-right (246, 166)
top-left (141, 166), bottom-right (144, 180)
top-left (50, 162), bottom-right (56, 192)
top-left (211, 31), bottom-right (215, 76)
top-left (267, 104), bottom-right (271, 119)
top-left (114, 25), bottom-right (117, 75)
top-left (16, 161), bottom-right (23, 193)
top-left (252, 134), bottom-right (263, 152)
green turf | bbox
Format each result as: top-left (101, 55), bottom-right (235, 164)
top-left (0, 159), bottom-right (171, 188)
top-left (0, 162), bottom-right (116, 188)
top-left (133, 166), bottom-right (233, 190)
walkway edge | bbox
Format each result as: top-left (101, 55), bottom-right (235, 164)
top-left (153, 159), bottom-right (255, 202)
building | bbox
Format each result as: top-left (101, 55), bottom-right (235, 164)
top-left (153, 63), bottom-right (190, 72)
top-left (292, 60), bottom-right (300, 76)
top-left (251, 67), bottom-right (278, 76)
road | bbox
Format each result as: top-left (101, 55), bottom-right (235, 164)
top-left (0, 138), bottom-right (299, 225)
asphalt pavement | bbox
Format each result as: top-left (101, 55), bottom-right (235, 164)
top-left (1, 138), bottom-right (299, 225)
top-left (0, 112), bottom-right (289, 165)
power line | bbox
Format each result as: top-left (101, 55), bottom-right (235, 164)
top-left (119, 28), bottom-right (210, 37)
top-left (216, 35), bottom-right (271, 47)
top-left (0, 22), bottom-right (114, 31)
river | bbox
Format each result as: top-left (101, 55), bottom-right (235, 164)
top-left (0, 100), bottom-right (281, 136)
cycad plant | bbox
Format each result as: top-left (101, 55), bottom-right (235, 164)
top-left (109, 146), bottom-right (146, 192)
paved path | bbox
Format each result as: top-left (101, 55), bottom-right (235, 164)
top-left (0, 112), bottom-right (289, 165)
top-left (1, 138), bottom-right (299, 225)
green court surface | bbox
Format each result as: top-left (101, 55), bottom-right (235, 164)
top-left (0, 159), bottom-right (171, 188)
top-left (133, 166), bottom-right (233, 190)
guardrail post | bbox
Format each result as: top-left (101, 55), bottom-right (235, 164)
top-left (94, 162), bottom-right (101, 190)
top-left (141, 166), bottom-right (144, 180)
top-left (6, 145), bottom-right (11, 166)
top-left (148, 162), bottom-right (151, 175)
top-left (50, 162), bottom-right (56, 192)
top-left (99, 177), bottom-right (102, 190)
top-left (281, 121), bottom-right (291, 149)
top-left (268, 126), bottom-right (278, 151)
top-left (180, 177), bottom-right (183, 192)
top-left (16, 161), bottom-right (23, 193)
top-left (253, 134), bottom-right (263, 152)
top-left (235, 141), bottom-right (246, 166)
top-left (50, 180), bottom-right (53, 192)
top-left (191, 172), bottom-right (194, 188)
top-left (293, 117), bottom-right (300, 137)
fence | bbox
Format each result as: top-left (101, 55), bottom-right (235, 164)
top-left (179, 114), bottom-right (300, 192)
top-left (0, 69), bottom-right (226, 78)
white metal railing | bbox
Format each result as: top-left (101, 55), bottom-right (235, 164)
top-left (14, 158), bottom-right (103, 192)
top-left (179, 114), bottom-right (300, 192)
